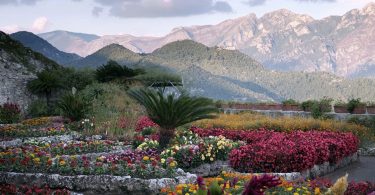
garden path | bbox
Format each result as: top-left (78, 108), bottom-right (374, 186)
top-left (323, 156), bottom-right (375, 182)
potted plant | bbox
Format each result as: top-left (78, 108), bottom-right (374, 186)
top-left (282, 99), bottom-right (302, 111)
top-left (319, 97), bottom-right (333, 113)
top-left (367, 102), bottom-right (375, 114)
top-left (347, 98), bottom-right (365, 114)
top-left (334, 100), bottom-right (348, 113)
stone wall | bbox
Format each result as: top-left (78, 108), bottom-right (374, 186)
top-left (0, 169), bottom-right (197, 195)
top-left (188, 152), bottom-right (359, 180)
top-left (0, 50), bottom-right (38, 111)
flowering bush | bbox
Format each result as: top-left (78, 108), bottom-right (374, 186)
top-left (0, 124), bottom-right (68, 138)
top-left (191, 127), bottom-right (359, 173)
top-left (0, 102), bottom-right (21, 124)
top-left (0, 184), bottom-right (70, 195)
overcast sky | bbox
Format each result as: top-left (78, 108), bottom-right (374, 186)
top-left (0, 0), bottom-right (373, 36)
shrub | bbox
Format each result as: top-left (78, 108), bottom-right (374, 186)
top-left (26, 99), bottom-right (48, 118)
top-left (57, 93), bottom-right (89, 121)
top-left (80, 83), bottom-right (143, 138)
top-left (95, 60), bottom-right (139, 83)
top-left (347, 98), bottom-right (365, 114)
top-left (282, 99), bottom-right (299, 105)
top-left (0, 102), bottom-right (21, 124)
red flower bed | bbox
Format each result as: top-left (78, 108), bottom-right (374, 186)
top-left (135, 116), bottom-right (158, 132)
top-left (0, 184), bottom-right (70, 194)
top-left (190, 127), bottom-right (359, 173)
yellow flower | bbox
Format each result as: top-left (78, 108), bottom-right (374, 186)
top-left (33, 158), bottom-right (40, 164)
top-left (169, 162), bottom-right (176, 167)
top-left (314, 188), bottom-right (320, 195)
top-left (59, 160), bottom-right (66, 166)
top-left (161, 158), bottom-right (166, 163)
top-left (287, 187), bottom-right (293, 191)
top-left (143, 156), bottom-right (150, 161)
top-left (293, 193), bottom-right (299, 195)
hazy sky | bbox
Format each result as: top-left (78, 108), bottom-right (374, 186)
top-left (0, 0), bottom-right (374, 36)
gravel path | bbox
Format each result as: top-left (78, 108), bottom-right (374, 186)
top-left (323, 156), bottom-right (375, 182)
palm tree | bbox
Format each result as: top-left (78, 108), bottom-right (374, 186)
top-left (27, 69), bottom-right (63, 112)
top-left (128, 88), bottom-right (218, 149)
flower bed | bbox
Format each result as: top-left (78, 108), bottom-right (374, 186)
top-left (0, 148), bottom-right (177, 179)
top-left (0, 124), bottom-right (68, 139)
top-left (192, 113), bottom-right (369, 135)
top-left (0, 183), bottom-right (71, 194)
top-left (191, 127), bottom-right (359, 173)
top-left (1, 140), bottom-right (126, 156)
top-left (133, 129), bottom-right (243, 171)
top-left (160, 172), bottom-right (375, 195)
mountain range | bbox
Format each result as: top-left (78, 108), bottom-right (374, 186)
top-left (38, 3), bottom-right (375, 78)
top-left (10, 31), bottom-right (81, 65)
top-left (62, 39), bottom-right (375, 102)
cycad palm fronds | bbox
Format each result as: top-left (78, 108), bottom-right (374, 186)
top-left (128, 87), bottom-right (218, 148)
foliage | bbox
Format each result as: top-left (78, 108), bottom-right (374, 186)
top-left (0, 102), bottom-right (21, 124)
top-left (281, 99), bottom-right (299, 105)
top-left (95, 60), bottom-right (140, 83)
top-left (27, 69), bottom-right (64, 110)
top-left (80, 83), bottom-right (143, 138)
top-left (128, 87), bottom-right (219, 149)
top-left (134, 71), bottom-right (182, 87)
top-left (193, 113), bottom-right (370, 139)
top-left (57, 93), bottom-right (89, 121)
top-left (347, 98), bottom-right (365, 114)
top-left (0, 124), bottom-right (67, 138)
top-left (191, 127), bottom-right (359, 172)
top-left (26, 99), bottom-right (49, 118)
top-left (62, 68), bottom-right (95, 91)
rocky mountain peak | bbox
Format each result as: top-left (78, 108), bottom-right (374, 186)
top-left (362, 2), bottom-right (375, 15)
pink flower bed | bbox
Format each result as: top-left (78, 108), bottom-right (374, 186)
top-left (190, 127), bottom-right (359, 173)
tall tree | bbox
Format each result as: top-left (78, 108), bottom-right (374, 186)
top-left (128, 88), bottom-right (218, 149)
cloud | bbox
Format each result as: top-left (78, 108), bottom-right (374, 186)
top-left (0, 0), bottom-right (43, 6)
top-left (245, 0), bottom-right (335, 6)
top-left (0, 25), bottom-right (21, 34)
top-left (31, 17), bottom-right (49, 32)
top-left (94, 0), bottom-right (232, 18)
top-left (92, 6), bottom-right (104, 17)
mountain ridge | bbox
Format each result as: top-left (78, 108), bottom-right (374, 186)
top-left (38, 3), bottom-right (375, 78)
top-left (10, 31), bottom-right (82, 65)
top-left (70, 38), bottom-right (375, 102)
